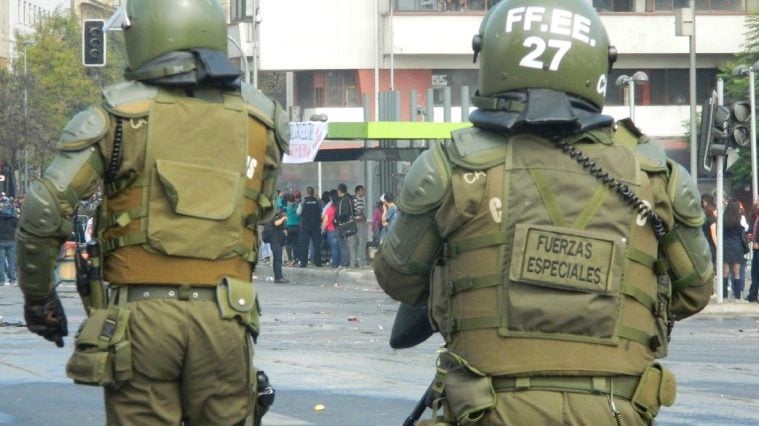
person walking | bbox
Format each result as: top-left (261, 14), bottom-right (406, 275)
top-left (374, 1), bottom-right (713, 424)
top-left (748, 200), bottom-right (759, 302)
top-left (371, 199), bottom-right (384, 243)
top-left (297, 186), bottom-right (322, 267)
top-left (379, 192), bottom-right (398, 243)
top-left (335, 183), bottom-right (354, 268)
top-left (285, 191), bottom-right (301, 266)
top-left (322, 191), bottom-right (340, 268)
top-left (720, 199), bottom-right (748, 300)
top-left (14, 1), bottom-right (287, 424)
top-left (264, 210), bottom-right (289, 284)
top-left (0, 195), bottom-right (18, 286)
top-left (350, 185), bottom-right (368, 267)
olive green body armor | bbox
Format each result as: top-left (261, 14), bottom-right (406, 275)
top-left (16, 80), bottom-right (287, 298)
top-left (375, 122), bottom-right (714, 378)
top-left (99, 82), bottom-right (286, 286)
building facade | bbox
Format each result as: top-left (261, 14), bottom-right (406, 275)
top-left (223, 0), bottom-right (756, 197)
top-left (0, 0), bottom-right (66, 69)
top-left (230, 0), bottom-right (755, 139)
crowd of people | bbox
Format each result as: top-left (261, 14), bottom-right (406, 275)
top-left (701, 193), bottom-right (759, 302)
top-left (259, 183), bottom-right (399, 282)
top-left (0, 192), bottom-right (19, 286)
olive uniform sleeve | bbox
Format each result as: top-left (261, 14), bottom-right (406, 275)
top-left (241, 83), bottom-right (288, 223)
top-left (652, 161), bottom-right (714, 320)
top-left (663, 161), bottom-right (714, 319)
top-left (16, 106), bottom-right (108, 298)
top-left (373, 142), bottom-right (450, 304)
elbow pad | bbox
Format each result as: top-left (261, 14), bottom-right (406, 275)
top-left (374, 212), bottom-right (443, 304)
top-left (398, 142), bottom-right (451, 215)
top-left (661, 224), bottom-right (714, 291)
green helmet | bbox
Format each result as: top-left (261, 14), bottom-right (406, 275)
top-left (114, 0), bottom-right (228, 71)
top-left (473, 0), bottom-right (616, 110)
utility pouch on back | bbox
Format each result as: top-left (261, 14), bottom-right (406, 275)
top-left (436, 351), bottom-right (496, 425)
top-left (631, 363), bottom-right (677, 421)
top-left (65, 305), bottom-right (132, 389)
top-left (428, 258), bottom-right (451, 338)
top-left (217, 276), bottom-right (261, 338)
top-left (149, 159), bottom-right (245, 259)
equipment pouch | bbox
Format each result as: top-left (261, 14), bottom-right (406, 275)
top-left (217, 276), bottom-right (261, 337)
top-left (149, 159), bottom-right (246, 259)
top-left (65, 305), bottom-right (132, 388)
top-left (436, 351), bottom-right (496, 425)
top-left (631, 363), bottom-right (677, 421)
top-left (428, 259), bottom-right (452, 341)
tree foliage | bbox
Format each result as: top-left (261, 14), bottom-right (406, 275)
top-left (718, 12), bottom-right (759, 189)
top-left (0, 11), bottom-right (126, 195)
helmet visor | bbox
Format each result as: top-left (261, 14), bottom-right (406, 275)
top-left (104, 0), bottom-right (131, 31)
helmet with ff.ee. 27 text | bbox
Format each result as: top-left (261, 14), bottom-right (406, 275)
top-left (473, 0), bottom-right (617, 110)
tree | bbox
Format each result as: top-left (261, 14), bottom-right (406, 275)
top-left (719, 12), bottom-right (759, 189)
top-left (0, 11), bottom-right (126, 196)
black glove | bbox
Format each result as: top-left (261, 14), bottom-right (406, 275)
top-left (24, 292), bottom-right (68, 348)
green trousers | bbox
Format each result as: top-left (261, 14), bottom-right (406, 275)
top-left (426, 390), bottom-right (649, 426)
top-left (103, 298), bottom-right (253, 425)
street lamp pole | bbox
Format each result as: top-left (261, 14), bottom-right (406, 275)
top-left (750, 66), bottom-right (757, 202)
top-left (628, 79), bottom-right (636, 121)
top-left (615, 71), bottom-right (648, 123)
top-left (22, 39), bottom-right (34, 195)
top-left (23, 43), bottom-right (28, 117)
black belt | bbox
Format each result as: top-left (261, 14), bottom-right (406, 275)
top-left (492, 375), bottom-right (640, 400)
top-left (115, 285), bottom-right (217, 302)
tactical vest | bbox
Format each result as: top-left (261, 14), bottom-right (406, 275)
top-left (430, 126), bottom-right (666, 377)
top-left (98, 85), bottom-right (271, 286)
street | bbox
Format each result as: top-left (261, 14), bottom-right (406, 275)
top-left (1, 268), bottom-right (759, 425)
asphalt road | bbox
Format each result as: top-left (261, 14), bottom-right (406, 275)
top-left (2, 269), bottom-right (759, 425)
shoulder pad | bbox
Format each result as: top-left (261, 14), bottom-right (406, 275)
top-left (447, 127), bottom-right (506, 170)
top-left (399, 142), bottom-right (452, 215)
top-left (241, 83), bottom-right (275, 126)
top-left (240, 83), bottom-right (289, 153)
top-left (57, 106), bottom-right (109, 151)
top-left (667, 160), bottom-right (704, 227)
top-left (102, 80), bottom-right (156, 117)
top-left (613, 119), bottom-right (644, 146)
top-left (634, 138), bottom-right (668, 173)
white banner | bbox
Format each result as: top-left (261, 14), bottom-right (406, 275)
top-left (283, 122), bottom-right (328, 164)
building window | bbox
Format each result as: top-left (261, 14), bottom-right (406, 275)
top-left (396, 0), bottom-right (501, 12)
top-left (430, 69), bottom-right (478, 105)
top-left (231, 0), bottom-right (254, 22)
top-left (295, 71), bottom-right (361, 109)
top-left (644, 0), bottom-right (745, 12)
top-left (606, 68), bottom-right (719, 106)
top-left (593, 1), bottom-right (634, 12)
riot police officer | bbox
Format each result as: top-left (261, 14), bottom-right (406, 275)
top-left (374, 0), bottom-right (714, 424)
top-left (16, 1), bottom-right (287, 424)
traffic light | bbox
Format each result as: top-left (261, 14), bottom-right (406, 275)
top-left (698, 91), bottom-right (728, 174)
top-left (82, 19), bottom-right (106, 67)
top-left (726, 101), bottom-right (752, 148)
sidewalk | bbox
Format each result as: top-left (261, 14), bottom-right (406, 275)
top-left (254, 262), bottom-right (381, 291)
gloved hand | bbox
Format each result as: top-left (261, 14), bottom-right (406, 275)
top-left (24, 292), bottom-right (68, 348)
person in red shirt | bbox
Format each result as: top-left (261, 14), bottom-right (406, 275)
top-left (322, 190), bottom-right (340, 268)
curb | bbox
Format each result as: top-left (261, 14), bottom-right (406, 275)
top-left (254, 263), bottom-right (381, 291)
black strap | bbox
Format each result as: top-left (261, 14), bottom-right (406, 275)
top-left (105, 118), bottom-right (123, 183)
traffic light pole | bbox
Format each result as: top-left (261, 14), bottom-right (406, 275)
top-left (716, 153), bottom-right (725, 304)
top-left (716, 81), bottom-right (725, 304)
